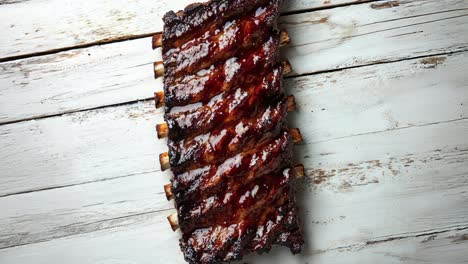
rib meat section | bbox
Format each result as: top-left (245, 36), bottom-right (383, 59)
top-left (152, 0), bottom-right (303, 263)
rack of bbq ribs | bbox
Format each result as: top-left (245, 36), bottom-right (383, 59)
top-left (151, 0), bottom-right (304, 263)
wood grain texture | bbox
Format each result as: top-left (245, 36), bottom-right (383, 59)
top-left (0, 114), bottom-right (467, 260)
top-left (1, 0), bottom-right (467, 262)
top-left (0, 0), bottom-right (370, 60)
top-left (1, 0), bottom-right (467, 124)
top-left (0, 102), bottom-right (167, 197)
top-left (0, 53), bottom-right (467, 259)
top-left (1, 51), bottom-right (466, 197)
top-left (0, 173), bottom-right (171, 249)
top-left (243, 228), bottom-right (468, 264)
top-left (0, 37), bottom-right (161, 124)
top-left (281, 0), bottom-right (468, 74)
top-left (287, 52), bottom-right (468, 142)
top-left (282, 0), bottom-right (373, 13)
top-left (1, 222), bottom-right (466, 264)
top-left (0, 0), bottom-right (197, 60)
top-left (296, 117), bottom-right (468, 252)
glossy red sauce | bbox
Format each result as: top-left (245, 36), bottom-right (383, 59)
top-left (163, 2), bottom-right (279, 77)
top-left (163, 34), bottom-right (280, 109)
top-left (160, 0), bottom-right (302, 262)
top-left (167, 96), bottom-right (287, 171)
top-left (172, 131), bottom-right (291, 200)
top-left (166, 63), bottom-right (282, 140)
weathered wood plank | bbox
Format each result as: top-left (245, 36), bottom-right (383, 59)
top-left (1, 51), bottom-right (466, 197)
top-left (281, 0), bottom-right (468, 74)
top-left (0, 37), bottom-right (161, 124)
top-left (0, 54), bottom-right (467, 254)
top-left (0, 0), bottom-right (196, 60)
top-left (0, 101), bottom-right (167, 197)
top-left (0, 209), bottom-right (188, 264)
top-left (0, 113), bottom-right (467, 259)
top-left (243, 228), bottom-right (468, 264)
top-left (283, 0), bottom-right (373, 13)
top-left (287, 52), bottom-right (468, 143)
top-left (0, 0), bottom-right (466, 262)
top-left (0, 0), bottom-right (368, 60)
top-left (295, 118), bottom-right (468, 252)
top-left (1, 222), bottom-right (466, 264)
top-left (1, 0), bottom-right (467, 124)
top-left (0, 173), bottom-right (171, 249)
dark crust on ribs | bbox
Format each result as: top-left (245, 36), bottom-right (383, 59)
top-left (180, 169), bottom-right (303, 263)
top-left (165, 60), bottom-right (282, 141)
top-left (162, 0), bottom-right (272, 47)
top-left (167, 94), bottom-right (287, 172)
top-left (162, 0), bottom-right (281, 78)
top-left (174, 131), bottom-right (293, 233)
top-left (163, 31), bottom-right (280, 109)
top-left (160, 0), bottom-right (302, 263)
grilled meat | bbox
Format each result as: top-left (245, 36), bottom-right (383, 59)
top-left (152, 0), bottom-right (303, 263)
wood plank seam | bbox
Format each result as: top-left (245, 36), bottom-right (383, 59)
top-left (0, 32), bottom-right (156, 64)
top-left (308, 13), bottom-right (468, 45)
top-left (0, 0), bottom-right (383, 63)
top-left (309, 116), bottom-right (468, 145)
top-left (1, 49), bottom-right (466, 198)
top-left (361, 7), bottom-right (468, 26)
top-left (0, 97), bottom-right (147, 126)
top-left (2, 49), bottom-right (467, 127)
top-left (281, 0), bottom-right (377, 16)
top-left (1, 117), bottom-right (467, 251)
top-left (2, 0), bottom-right (467, 124)
top-left (287, 48), bottom-right (468, 78)
top-left (1, 117), bottom-right (468, 248)
top-left (319, 225), bottom-right (468, 254)
top-left (1, 203), bottom-right (465, 252)
top-left (0, 169), bottom-right (160, 198)
top-left (0, 1), bottom-right (466, 261)
top-left (0, 208), bottom-right (175, 250)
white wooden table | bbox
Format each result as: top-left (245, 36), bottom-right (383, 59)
top-left (1, 0), bottom-right (467, 263)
